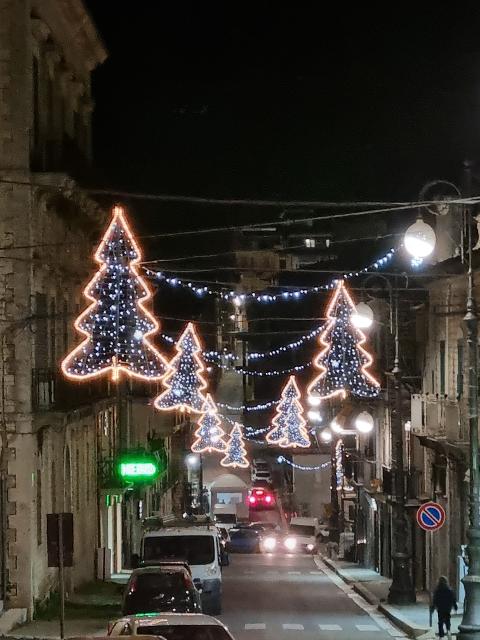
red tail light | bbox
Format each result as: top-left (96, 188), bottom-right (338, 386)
top-left (249, 495), bottom-right (256, 504)
top-left (183, 574), bottom-right (194, 589)
top-left (265, 495), bottom-right (272, 503)
top-left (254, 489), bottom-right (264, 496)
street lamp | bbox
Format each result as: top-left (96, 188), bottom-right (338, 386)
top-left (404, 217), bottom-right (436, 259)
top-left (355, 411), bottom-right (374, 434)
top-left (351, 302), bottom-right (374, 330)
top-left (307, 409), bottom-right (322, 422)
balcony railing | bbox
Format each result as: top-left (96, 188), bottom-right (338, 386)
top-left (411, 393), bottom-right (465, 441)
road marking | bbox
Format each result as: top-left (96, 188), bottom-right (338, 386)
top-left (282, 623), bottom-right (304, 630)
top-left (310, 570), bottom-right (323, 574)
top-left (244, 623), bottom-right (266, 630)
top-left (287, 571), bottom-right (301, 575)
top-left (387, 630), bottom-right (407, 638)
top-left (319, 624), bottom-right (342, 631)
top-left (356, 624), bottom-right (381, 631)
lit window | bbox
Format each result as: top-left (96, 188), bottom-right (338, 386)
top-left (305, 238), bottom-right (316, 248)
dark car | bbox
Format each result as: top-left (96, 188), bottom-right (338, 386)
top-left (226, 528), bottom-right (260, 553)
top-left (123, 566), bottom-right (202, 615)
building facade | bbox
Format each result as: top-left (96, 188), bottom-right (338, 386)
top-left (0, 1), bottom-right (183, 617)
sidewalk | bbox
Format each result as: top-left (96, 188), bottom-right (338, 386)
top-left (321, 555), bottom-right (462, 639)
top-left (1, 580), bottom-right (123, 640)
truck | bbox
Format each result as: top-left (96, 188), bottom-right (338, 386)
top-left (213, 501), bottom-right (248, 531)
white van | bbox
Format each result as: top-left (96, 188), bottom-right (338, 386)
top-left (288, 517), bottom-right (328, 553)
top-left (140, 526), bottom-right (225, 615)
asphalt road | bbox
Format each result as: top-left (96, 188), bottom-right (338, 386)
top-left (219, 553), bottom-right (407, 640)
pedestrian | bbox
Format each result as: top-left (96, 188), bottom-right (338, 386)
top-left (430, 576), bottom-right (457, 639)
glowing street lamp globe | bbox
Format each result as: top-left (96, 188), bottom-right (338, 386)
top-left (355, 411), bottom-right (374, 434)
top-left (320, 429), bottom-right (332, 443)
top-left (308, 394), bottom-right (321, 407)
top-left (307, 409), bottom-right (322, 423)
top-left (404, 219), bottom-right (436, 259)
top-left (351, 302), bottom-right (374, 329)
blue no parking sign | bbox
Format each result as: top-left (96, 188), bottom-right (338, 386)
top-left (416, 501), bottom-right (446, 532)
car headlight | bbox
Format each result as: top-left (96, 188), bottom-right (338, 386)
top-left (284, 536), bottom-right (297, 551)
top-left (306, 543), bottom-right (315, 551)
top-left (263, 536), bottom-right (277, 551)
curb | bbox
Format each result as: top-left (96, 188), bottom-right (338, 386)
top-left (318, 555), bottom-right (433, 639)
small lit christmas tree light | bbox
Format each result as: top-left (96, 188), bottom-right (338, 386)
top-left (191, 394), bottom-right (227, 453)
top-left (221, 423), bottom-right (249, 469)
top-left (307, 280), bottom-right (380, 401)
top-left (61, 205), bottom-right (167, 381)
top-left (266, 376), bottom-right (310, 448)
top-left (154, 322), bottom-right (208, 414)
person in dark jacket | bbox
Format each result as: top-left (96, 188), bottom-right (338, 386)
top-left (430, 576), bottom-right (457, 638)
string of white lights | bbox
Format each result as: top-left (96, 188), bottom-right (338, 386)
top-left (276, 455), bottom-right (330, 471)
top-left (216, 361), bottom-right (311, 377)
top-left (161, 324), bottom-right (323, 362)
top-left (218, 400), bottom-right (279, 412)
top-left (143, 248), bottom-right (395, 303)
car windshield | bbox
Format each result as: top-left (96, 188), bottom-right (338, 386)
top-left (143, 536), bottom-right (215, 565)
top-left (215, 514), bottom-right (236, 524)
top-left (131, 572), bottom-right (184, 593)
top-left (137, 625), bottom-right (230, 640)
top-left (289, 524), bottom-right (315, 536)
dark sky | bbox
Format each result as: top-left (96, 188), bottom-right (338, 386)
top-left (86, 2), bottom-right (480, 212)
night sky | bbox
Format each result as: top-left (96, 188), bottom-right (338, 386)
top-left (82, 3), bottom-right (480, 389)
top-left (86, 2), bottom-right (480, 214)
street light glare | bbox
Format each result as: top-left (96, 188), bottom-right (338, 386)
top-left (307, 409), bottom-right (322, 422)
top-left (186, 453), bottom-right (200, 467)
top-left (404, 219), bottom-right (436, 259)
top-left (320, 429), bottom-right (332, 443)
top-left (308, 395), bottom-right (321, 407)
top-left (351, 302), bottom-right (374, 329)
top-left (355, 411), bottom-right (374, 433)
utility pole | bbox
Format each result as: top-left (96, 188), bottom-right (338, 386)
top-left (388, 289), bottom-right (415, 604)
top-left (458, 161), bottom-right (480, 640)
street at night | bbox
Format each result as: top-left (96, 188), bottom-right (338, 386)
top-left (220, 554), bottom-right (405, 640)
top-left (4, 2), bottom-right (480, 640)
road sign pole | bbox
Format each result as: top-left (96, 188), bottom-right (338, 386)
top-left (58, 515), bottom-right (65, 640)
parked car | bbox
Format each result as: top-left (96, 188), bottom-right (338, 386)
top-left (287, 517), bottom-right (328, 553)
top-left (226, 527), bottom-right (260, 553)
top-left (107, 613), bottom-right (235, 639)
top-left (122, 566), bottom-right (202, 615)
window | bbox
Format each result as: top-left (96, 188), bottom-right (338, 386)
top-left (76, 444), bottom-right (80, 510)
top-left (457, 339), bottom-right (464, 398)
top-left (35, 293), bottom-right (48, 369)
top-left (63, 301), bottom-right (68, 353)
top-left (36, 468), bottom-right (42, 545)
top-left (143, 536), bottom-right (215, 565)
top-left (305, 238), bottom-right (316, 248)
top-left (50, 298), bottom-right (56, 365)
top-left (439, 340), bottom-right (446, 395)
top-left (32, 56), bottom-right (40, 151)
top-left (51, 462), bottom-right (56, 512)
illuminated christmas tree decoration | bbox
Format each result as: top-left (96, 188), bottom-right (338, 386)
top-left (61, 205), bottom-right (167, 381)
top-left (191, 394), bottom-right (227, 453)
top-left (154, 322), bottom-right (208, 414)
top-left (307, 280), bottom-right (380, 401)
top-left (266, 376), bottom-right (310, 448)
top-left (221, 423), bottom-right (249, 469)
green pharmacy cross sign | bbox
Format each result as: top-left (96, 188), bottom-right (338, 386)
top-left (116, 451), bottom-right (162, 484)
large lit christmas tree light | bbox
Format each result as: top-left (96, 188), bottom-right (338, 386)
top-left (221, 423), bottom-right (249, 469)
top-left (307, 280), bottom-right (380, 401)
top-left (191, 394), bottom-right (227, 453)
top-left (154, 322), bottom-right (208, 414)
top-left (266, 376), bottom-right (310, 448)
top-left (61, 205), bottom-right (167, 381)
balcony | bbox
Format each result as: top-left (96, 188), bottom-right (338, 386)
top-left (32, 367), bottom-right (111, 412)
top-left (411, 394), bottom-right (465, 442)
